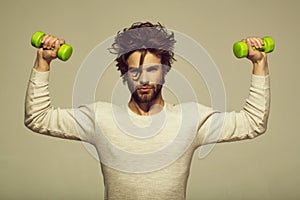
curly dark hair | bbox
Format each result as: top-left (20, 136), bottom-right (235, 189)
top-left (109, 22), bottom-right (176, 82)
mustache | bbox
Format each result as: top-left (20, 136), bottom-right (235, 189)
top-left (134, 83), bottom-right (164, 91)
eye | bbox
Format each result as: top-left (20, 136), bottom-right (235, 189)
top-left (129, 68), bottom-right (139, 74)
top-left (147, 66), bottom-right (159, 72)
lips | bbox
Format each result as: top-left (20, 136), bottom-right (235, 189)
top-left (138, 86), bottom-right (153, 93)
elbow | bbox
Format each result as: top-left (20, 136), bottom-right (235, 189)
top-left (24, 105), bottom-right (49, 133)
top-left (24, 111), bottom-right (42, 133)
top-left (255, 123), bottom-right (268, 136)
top-left (24, 115), bottom-right (35, 132)
top-left (249, 116), bottom-right (269, 138)
top-left (24, 113), bottom-right (31, 128)
top-left (24, 104), bottom-right (35, 131)
top-left (256, 109), bottom-right (270, 135)
top-left (244, 104), bottom-right (270, 138)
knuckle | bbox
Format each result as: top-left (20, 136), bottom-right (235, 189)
top-left (60, 39), bottom-right (65, 44)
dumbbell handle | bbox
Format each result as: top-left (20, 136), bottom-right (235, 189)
top-left (31, 31), bottom-right (73, 61)
top-left (233, 36), bottom-right (275, 58)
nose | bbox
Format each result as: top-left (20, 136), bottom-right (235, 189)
top-left (139, 71), bottom-right (149, 85)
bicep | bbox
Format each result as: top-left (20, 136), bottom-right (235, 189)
top-left (25, 104), bottom-right (96, 142)
top-left (197, 110), bottom-right (262, 145)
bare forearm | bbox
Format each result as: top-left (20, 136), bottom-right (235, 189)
top-left (33, 49), bottom-right (50, 72)
top-left (252, 55), bottom-right (269, 76)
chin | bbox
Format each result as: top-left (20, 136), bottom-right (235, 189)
top-left (136, 93), bottom-right (155, 103)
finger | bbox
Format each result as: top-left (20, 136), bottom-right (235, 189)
top-left (43, 35), bottom-right (54, 49)
top-left (245, 38), bottom-right (251, 49)
top-left (41, 34), bottom-right (48, 45)
top-left (50, 37), bottom-right (59, 49)
top-left (246, 37), bottom-right (258, 49)
top-left (246, 38), bottom-right (255, 56)
top-left (52, 40), bottom-right (60, 57)
top-left (252, 37), bottom-right (263, 49)
top-left (257, 37), bottom-right (264, 48)
top-left (59, 39), bottom-right (65, 46)
top-left (42, 34), bottom-right (49, 49)
top-left (43, 35), bottom-right (60, 50)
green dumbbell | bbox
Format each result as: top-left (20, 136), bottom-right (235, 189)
top-left (31, 31), bottom-right (73, 61)
top-left (233, 36), bottom-right (275, 58)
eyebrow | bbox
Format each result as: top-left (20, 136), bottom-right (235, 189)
top-left (148, 64), bottom-right (160, 68)
top-left (128, 64), bottom-right (161, 70)
top-left (128, 66), bottom-right (139, 70)
top-left (147, 65), bottom-right (160, 70)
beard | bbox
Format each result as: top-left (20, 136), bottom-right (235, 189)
top-left (130, 84), bottom-right (163, 103)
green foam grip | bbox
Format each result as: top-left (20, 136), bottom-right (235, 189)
top-left (31, 31), bottom-right (73, 61)
top-left (233, 36), bottom-right (275, 58)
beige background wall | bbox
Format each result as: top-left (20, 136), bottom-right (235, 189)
top-left (1, 0), bottom-right (299, 199)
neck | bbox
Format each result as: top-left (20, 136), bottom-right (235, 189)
top-left (128, 93), bottom-right (164, 116)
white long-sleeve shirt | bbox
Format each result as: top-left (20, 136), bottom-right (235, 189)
top-left (24, 68), bottom-right (270, 200)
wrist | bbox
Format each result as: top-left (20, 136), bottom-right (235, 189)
top-left (33, 49), bottom-right (50, 72)
top-left (252, 56), bottom-right (269, 76)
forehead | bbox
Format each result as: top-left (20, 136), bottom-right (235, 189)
top-left (127, 51), bottom-right (161, 68)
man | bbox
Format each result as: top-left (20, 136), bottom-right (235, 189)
top-left (25, 22), bottom-right (270, 199)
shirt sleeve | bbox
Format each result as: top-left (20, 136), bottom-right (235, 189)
top-left (24, 68), bottom-right (95, 143)
top-left (197, 74), bottom-right (270, 145)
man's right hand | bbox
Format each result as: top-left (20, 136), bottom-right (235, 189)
top-left (34, 34), bottom-right (66, 72)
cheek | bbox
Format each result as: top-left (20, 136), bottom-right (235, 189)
top-left (149, 71), bottom-right (164, 84)
top-left (126, 78), bottom-right (138, 92)
top-left (125, 73), bottom-right (136, 83)
top-left (127, 76), bottom-right (138, 85)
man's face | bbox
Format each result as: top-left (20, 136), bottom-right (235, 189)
top-left (126, 51), bottom-right (164, 103)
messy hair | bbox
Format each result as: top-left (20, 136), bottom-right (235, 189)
top-left (109, 22), bottom-right (176, 81)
